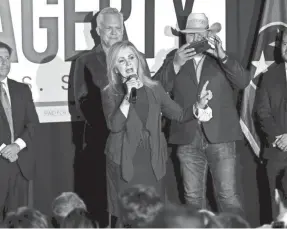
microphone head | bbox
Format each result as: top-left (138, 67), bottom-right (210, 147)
top-left (126, 74), bottom-right (138, 82)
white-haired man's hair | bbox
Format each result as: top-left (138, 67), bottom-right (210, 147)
top-left (51, 192), bottom-right (86, 218)
top-left (96, 7), bottom-right (124, 29)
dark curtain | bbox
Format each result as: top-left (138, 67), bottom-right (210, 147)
top-left (31, 0), bottom-right (271, 228)
top-left (33, 122), bottom-right (75, 215)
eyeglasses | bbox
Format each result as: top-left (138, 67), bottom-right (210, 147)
top-left (0, 56), bottom-right (10, 65)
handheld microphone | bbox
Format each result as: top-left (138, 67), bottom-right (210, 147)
top-left (125, 74), bottom-right (138, 104)
top-left (130, 87), bottom-right (137, 104)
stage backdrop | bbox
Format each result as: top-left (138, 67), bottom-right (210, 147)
top-left (3, 0), bottom-right (273, 227)
top-left (0, 0), bottom-right (225, 122)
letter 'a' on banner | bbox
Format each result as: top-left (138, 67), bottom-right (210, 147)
top-left (240, 0), bottom-right (287, 157)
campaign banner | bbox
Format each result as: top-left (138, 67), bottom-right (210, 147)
top-left (0, 0), bottom-right (226, 123)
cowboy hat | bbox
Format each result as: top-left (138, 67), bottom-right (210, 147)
top-left (179, 13), bottom-right (221, 34)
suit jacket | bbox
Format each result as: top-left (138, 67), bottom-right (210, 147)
top-left (154, 51), bottom-right (250, 144)
top-left (255, 63), bottom-right (287, 159)
top-left (74, 44), bottom-right (153, 149)
top-left (101, 84), bottom-right (195, 182)
top-left (73, 44), bottom-right (109, 149)
top-left (0, 79), bottom-right (39, 180)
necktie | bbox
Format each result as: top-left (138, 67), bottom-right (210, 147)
top-left (0, 82), bottom-right (14, 142)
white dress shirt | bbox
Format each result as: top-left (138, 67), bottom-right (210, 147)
top-left (0, 77), bottom-right (26, 150)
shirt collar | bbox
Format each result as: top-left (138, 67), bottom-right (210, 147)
top-left (0, 77), bottom-right (8, 88)
top-left (193, 54), bottom-right (206, 65)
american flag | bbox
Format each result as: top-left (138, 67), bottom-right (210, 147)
top-left (240, 0), bottom-right (287, 157)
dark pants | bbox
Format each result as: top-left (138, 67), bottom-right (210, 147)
top-left (266, 156), bottom-right (287, 220)
top-left (177, 125), bottom-right (245, 217)
top-left (0, 161), bottom-right (28, 220)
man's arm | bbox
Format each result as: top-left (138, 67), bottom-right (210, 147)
top-left (205, 34), bottom-right (251, 89)
top-left (1, 84), bottom-right (39, 161)
top-left (153, 50), bottom-right (178, 92)
top-left (219, 54), bottom-right (251, 89)
top-left (73, 57), bottom-right (88, 114)
top-left (153, 44), bottom-right (197, 92)
top-left (18, 85), bottom-right (39, 147)
top-left (101, 88), bottom-right (128, 133)
top-left (256, 82), bottom-right (282, 145)
top-left (73, 57), bottom-right (105, 128)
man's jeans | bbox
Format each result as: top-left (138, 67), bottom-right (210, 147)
top-left (177, 125), bottom-right (245, 217)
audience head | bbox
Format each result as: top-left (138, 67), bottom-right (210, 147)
top-left (152, 204), bottom-right (208, 228)
top-left (275, 188), bottom-right (287, 223)
top-left (198, 209), bottom-right (223, 228)
top-left (0, 41), bottom-right (12, 79)
top-left (281, 28), bottom-right (287, 62)
top-left (275, 187), bottom-right (287, 207)
top-left (96, 7), bottom-right (124, 51)
top-left (4, 206), bottom-right (49, 228)
top-left (60, 208), bottom-right (96, 228)
top-left (106, 40), bottom-right (155, 92)
top-left (214, 212), bottom-right (250, 228)
top-left (51, 192), bottom-right (86, 226)
top-left (119, 185), bottom-right (164, 227)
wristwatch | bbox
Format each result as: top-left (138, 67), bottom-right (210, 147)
top-left (220, 54), bottom-right (228, 63)
top-left (124, 95), bottom-right (130, 102)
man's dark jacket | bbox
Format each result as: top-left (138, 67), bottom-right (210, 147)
top-left (153, 50), bottom-right (250, 144)
top-left (0, 79), bottom-right (39, 180)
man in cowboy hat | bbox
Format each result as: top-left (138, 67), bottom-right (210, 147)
top-left (154, 13), bottom-right (250, 217)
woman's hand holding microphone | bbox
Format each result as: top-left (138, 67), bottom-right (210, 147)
top-left (120, 75), bottom-right (143, 117)
top-left (125, 76), bottom-right (141, 96)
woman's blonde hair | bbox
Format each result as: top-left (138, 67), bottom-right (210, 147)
top-left (105, 40), bottom-right (157, 93)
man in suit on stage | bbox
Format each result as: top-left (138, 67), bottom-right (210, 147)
top-left (154, 13), bottom-right (250, 217)
top-left (0, 41), bottom-right (39, 219)
top-left (256, 28), bottom-right (287, 220)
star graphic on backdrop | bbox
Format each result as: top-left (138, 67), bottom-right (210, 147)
top-left (252, 51), bottom-right (274, 78)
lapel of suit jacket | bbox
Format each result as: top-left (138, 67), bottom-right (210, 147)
top-left (7, 79), bottom-right (18, 132)
top-left (95, 44), bottom-right (106, 68)
top-left (277, 63), bottom-right (287, 99)
top-left (144, 86), bottom-right (152, 131)
top-left (181, 59), bottom-right (198, 86)
top-left (198, 55), bottom-right (218, 90)
top-left (0, 96), bottom-right (9, 128)
top-left (144, 86), bottom-right (158, 133)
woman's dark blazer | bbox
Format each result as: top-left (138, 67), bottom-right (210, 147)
top-left (101, 83), bottom-right (195, 182)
